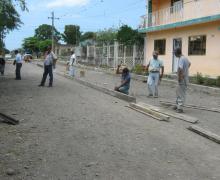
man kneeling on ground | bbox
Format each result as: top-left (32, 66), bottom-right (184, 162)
top-left (114, 68), bottom-right (131, 95)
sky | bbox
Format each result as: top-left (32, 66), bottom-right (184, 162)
top-left (5, 0), bottom-right (147, 50)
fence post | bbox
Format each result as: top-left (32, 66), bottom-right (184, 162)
top-left (93, 45), bottom-right (96, 65)
top-left (144, 37), bottom-right (147, 65)
top-left (133, 44), bottom-right (136, 68)
top-left (123, 46), bottom-right (126, 65)
top-left (86, 45), bottom-right (89, 63)
top-left (114, 40), bottom-right (118, 69)
top-left (106, 43), bottom-right (109, 66)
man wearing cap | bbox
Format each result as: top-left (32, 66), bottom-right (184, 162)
top-left (146, 51), bottom-right (164, 98)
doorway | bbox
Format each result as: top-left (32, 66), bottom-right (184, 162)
top-left (172, 38), bottom-right (182, 73)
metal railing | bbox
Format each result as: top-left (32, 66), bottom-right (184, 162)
top-left (140, 0), bottom-right (220, 29)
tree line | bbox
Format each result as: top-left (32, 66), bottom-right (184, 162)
top-left (23, 24), bottom-right (144, 54)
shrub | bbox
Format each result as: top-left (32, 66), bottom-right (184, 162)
top-left (216, 76), bottom-right (220, 87)
top-left (203, 76), bottom-right (216, 87)
top-left (192, 72), bottom-right (204, 84)
top-left (132, 64), bottom-right (146, 75)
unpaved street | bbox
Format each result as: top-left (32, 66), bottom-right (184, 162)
top-left (0, 63), bottom-right (220, 180)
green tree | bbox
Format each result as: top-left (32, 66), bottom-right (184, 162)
top-left (22, 37), bottom-right (39, 53)
top-left (80, 32), bottom-right (96, 42)
top-left (35, 24), bottom-right (61, 41)
top-left (38, 40), bottom-right (52, 52)
top-left (0, 0), bottom-right (28, 51)
top-left (117, 25), bottom-right (144, 46)
top-left (117, 25), bottom-right (135, 45)
top-left (96, 28), bottom-right (117, 45)
top-left (62, 25), bottom-right (81, 45)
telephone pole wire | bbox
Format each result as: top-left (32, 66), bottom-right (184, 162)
top-left (48, 11), bottom-right (59, 52)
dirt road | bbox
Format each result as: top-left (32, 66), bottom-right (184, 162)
top-left (0, 63), bottom-right (220, 180)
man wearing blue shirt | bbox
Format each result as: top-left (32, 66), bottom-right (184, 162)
top-left (146, 51), bottom-right (164, 98)
top-left (14, 50), bottom-right (23, 80)
top-left (115, 67), bottom-right (131, 95)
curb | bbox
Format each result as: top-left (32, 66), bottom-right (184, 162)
top-left (63, 74), bottom-right (136, 103)
top-left (67, 63), bottom-right (220, 95)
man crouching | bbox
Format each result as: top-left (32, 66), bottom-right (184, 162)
top-left (114, 67), bottom-right (131, 95)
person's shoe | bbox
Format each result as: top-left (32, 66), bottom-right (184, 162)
top-left (176, 109), bottom-right (183, 113)
top-left (147, 94), bottom-right (153, 97)
top-left (38, 84), bottom-right (44, 87)
top-left (173, 106), bottom-right (177, 110)
top-left (48, 84), bottom-right (53, 87)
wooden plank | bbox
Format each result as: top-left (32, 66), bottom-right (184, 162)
top-left (160, 100), bottom-right (220, 113)
top-left (127, 106), bottom-right (164, 121)
top-left (0, 113), bottom-right (19, 125)
top-left (188, 125), bottom-right (220, 144)
top-left (138, 102), bottom-right (198, 124)
top-left (130, 103), bottom-right (170, 121)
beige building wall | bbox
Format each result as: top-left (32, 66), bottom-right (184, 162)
top-left (145, 21), bottom-right (220, 76)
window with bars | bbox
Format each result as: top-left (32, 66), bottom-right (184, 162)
top-left (154, 39), bottom-right (166, 55)
top-left (188, 35), bottom-right (206, 55)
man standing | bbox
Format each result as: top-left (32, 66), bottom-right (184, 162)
top-left (114, 68), bottom-right (131, 95)
top-left (67, 50), bottom-right (76, 77)
top-left (146, 51), bottom-right (164, 98)
top-left (0, 51), bottom-right (5, 76)
top-left (14, 50), bottom-right (23, 80)
top-left (174, 48), bottom-right (191, 113)
top-left (39, 46), bottom-right (57, 87)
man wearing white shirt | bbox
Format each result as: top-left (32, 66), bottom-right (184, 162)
top-left (174, 48), bottom-right (191, 113)
top-left (14, 50), bottom-right (23, 80)
top-left (39, 46), bottom-right (57, 87)
top-left (68, 50), bottom-right (76, 77)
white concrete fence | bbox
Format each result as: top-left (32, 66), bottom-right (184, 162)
top-left (78, 42), bottom-right (144, 69)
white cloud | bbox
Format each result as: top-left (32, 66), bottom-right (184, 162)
top-left (46, 0), bottom-right (89, 8)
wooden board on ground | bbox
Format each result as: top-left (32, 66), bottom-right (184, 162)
top-left (129, 103), bottom-right (170, 122)
top-left (127, 106), bottom-right (165, 121)
top-left (188, 125), bottom-right (220, 144)
top-left (137, 102), bottom-right (198, 124)
top-left (160, 100), bottom-right (220, 113)
top-left (0, 113), bottom-right (19, 125)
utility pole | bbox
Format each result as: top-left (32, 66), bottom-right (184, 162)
top-left (48, 11), bottom-right (59, 52)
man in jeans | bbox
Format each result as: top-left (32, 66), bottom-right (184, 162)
top-left (146, 51), bottom-right (164, 98)
top-left (174, 48), bottom-right (191, 113)
top-left (39, 46), bottom-right (57, 87)
top-left (14, 50), bottom-right (23, 80)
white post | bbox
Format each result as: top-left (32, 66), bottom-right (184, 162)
top-left (144, 36), bottom-right (147, 66)
top-left (93, 45), bottom-right (96, 65)
top-left (86, 45), bottom-right (89, 63)
top-left (123, 46), bottom-right (126, 65)
top-left (133, 44), bottom-right (136, 68)
top-left (114, 40), bottom-right (118, 69)
top-left (107, 43), bottom-right (110, 66)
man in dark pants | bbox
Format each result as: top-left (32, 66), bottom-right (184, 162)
top-left (39, 46), bottom-right (57, 87)
top-left (14, 50), bottom-right (23, 80)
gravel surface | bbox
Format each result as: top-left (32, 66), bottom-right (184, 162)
top-left (55, 63), bottom-right (220, 134)
top-left (0, 62), bottom-right (220, 180)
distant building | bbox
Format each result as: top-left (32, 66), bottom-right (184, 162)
top-left (139, 0), bottom-right (220, 76)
